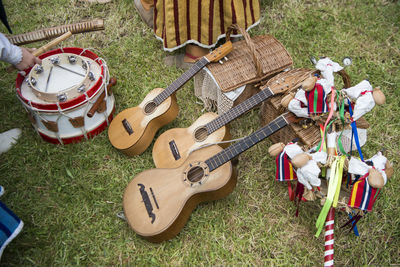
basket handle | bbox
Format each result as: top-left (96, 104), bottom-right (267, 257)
top-left (226, 24), bottom-right (263, 79)
top-left (337, 69), bottom-right (351, 88)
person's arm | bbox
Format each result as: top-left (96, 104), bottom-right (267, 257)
top-left (0, 33), bottom-right (41, 70)
top-left (0, 32), bottom-right (21, 65)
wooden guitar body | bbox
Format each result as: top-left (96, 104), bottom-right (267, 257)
top-left (152, 112), bottom-right (231, 168)
top-left (123, 145), bottom-right (237, 243)
top-left (108, 88), bottom-right (179, 156)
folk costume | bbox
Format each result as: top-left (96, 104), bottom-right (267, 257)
top-left (153, 0), bottom-right (261, 51)
top-left (343, 80), bottom-right (375, 121)
top-left (305, 78), bottom-right (330, 115)
top-left (347, 152), bottom-right (388, 211)
top-left (275, 143), bottom-right (301, 182)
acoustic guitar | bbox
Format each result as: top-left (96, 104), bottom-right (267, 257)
top-left (152, 74), bottom-right (297, 168)
top-left (108, 41), bottom-right (233, 156)
top-left (123, 112), bottom-right (302, 242)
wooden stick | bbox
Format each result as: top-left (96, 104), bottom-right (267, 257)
top-left (6, 19), bottom-right (104, 45)
top-left (324, 207), bottom-right (335, 267)
top-left (87, 77), bottom-right (117, 118)
top-left (31, 31), bottom-right (72, 57)
top-left (6, 31), bottom-right (72, 72)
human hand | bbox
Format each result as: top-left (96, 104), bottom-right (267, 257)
top-left (15, 47), bottom-right (42, 71)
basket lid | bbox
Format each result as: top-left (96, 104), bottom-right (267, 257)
top-left (206, 34), bottom-right (293, 92)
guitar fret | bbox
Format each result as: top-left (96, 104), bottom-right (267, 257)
top-left (152, 58), bottom-right (208, 105)
top-left (207, 88), bottom-right (274, 134)
top-left (205, 115), bottom-right (289, 172)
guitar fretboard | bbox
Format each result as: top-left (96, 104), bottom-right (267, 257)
top-left (153, 57), bottom-right (209, 105)
top-left (205, 115), bottom-right (289, 172)
top-left (205, 88), bottom-right (274, 134)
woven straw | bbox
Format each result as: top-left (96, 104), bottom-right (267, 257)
top-left (206, 24), bottom-right (293, 93)
top-left (260, 68), bottom-right (355, 150)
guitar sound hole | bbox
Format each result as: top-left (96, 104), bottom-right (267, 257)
top-left (194, 127), bottom-right (208, 142)
top-left (187, 166), bottom-right (204, 183)
top-left (144, 101), bottom-right (157, 114)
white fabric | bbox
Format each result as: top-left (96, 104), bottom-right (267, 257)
top-left (284, 144), bottom-right (324, 190)
top-left (353, 93), bottom-right (375, 120)
top-left (297, 159), bottom-right (322, 190)
top-left (369, 151), bottom-right (387, 170)
top-left (343, 80), bottom-right (375, 120)
top-left (0, 33), bottom-right (22, 65)
top-left (315, 58), bottom-right (343, 87)
top-left (311, 151), bottom-right (327, 164)
top-left (348, 157), bottom-right (370, 176)
top-left (343, 80), bottom-right (372, 99)
top-left (327, 132), bottom-right (337, 148)
top-left (288, 89), bottom-right (309, 118)
top-left (317, 78), bottom-right (332, 94)
top-left (368, 152), bottom-right (388, 185)
top-left (223, 85), bottom-right (246, 101)
top-left (283, 143), bottom-right (304, 159)
top-left (0, 128), bottom-right (22, 154)
top-left (348, 155), bottom-right (387, 185)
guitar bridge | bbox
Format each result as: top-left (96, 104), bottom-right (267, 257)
top-left (138, 184), bottom-right (156, 224)
top-left (169, 140), bottom-right (181, 160)
top-left (122, 119), bottom-right (133, 135)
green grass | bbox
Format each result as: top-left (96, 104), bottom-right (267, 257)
top-left (0, 0), bottom-right (399, 265)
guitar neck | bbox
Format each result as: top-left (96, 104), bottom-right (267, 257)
top-left (205, 88), bottom-right (274, 134)
top-left (205, 114), bottom-right (289, 172)
top-left (153, 57), bottom-right (210, 105)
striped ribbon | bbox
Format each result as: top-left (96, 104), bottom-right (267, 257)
top-left (324, 207), bottom-right (335, 267)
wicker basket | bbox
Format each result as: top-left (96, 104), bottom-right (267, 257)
top-left (194, 24), bottom-right (293, 114)
top-left (207, 24), bottom-right (293, 92)
top-left (260, 68), bottom-right (354, 149)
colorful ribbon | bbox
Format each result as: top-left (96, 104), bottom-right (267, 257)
top-left (348, 99), bottom-right (364, 161)
top-left (315, 156), bottom-right (345, 237)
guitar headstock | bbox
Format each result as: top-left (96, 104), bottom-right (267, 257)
top-left (283, 112), bottom-right (305, 124)
top-left (267, 74), bottom-right (300, 95)
top-left (205, 41), bottom-right (233, 63)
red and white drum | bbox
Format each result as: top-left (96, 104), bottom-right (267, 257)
top-left (16, 47), bottom-right (116, 144)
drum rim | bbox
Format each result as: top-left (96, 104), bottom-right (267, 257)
top-left (16, 47), bottom-right (106, 112)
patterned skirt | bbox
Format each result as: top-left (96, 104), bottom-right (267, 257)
top-left (154, 0), bottom-right (261, 51)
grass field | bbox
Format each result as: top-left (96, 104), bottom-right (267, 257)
top-left (0, 0), bottom-right (399, 265)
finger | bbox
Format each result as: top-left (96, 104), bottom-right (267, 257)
top-left (34, 57), bottom-right (42, 65)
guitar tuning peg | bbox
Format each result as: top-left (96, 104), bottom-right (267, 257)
top-left (224, 56), bottom-right (228, 61)
top-left (219, 60), bottom-right (224, 64)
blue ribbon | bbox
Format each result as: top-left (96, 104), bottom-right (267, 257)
top-left (348, 212), bottom-right (359, 236)
top-left (348, 99), bottom-right (364, 161)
